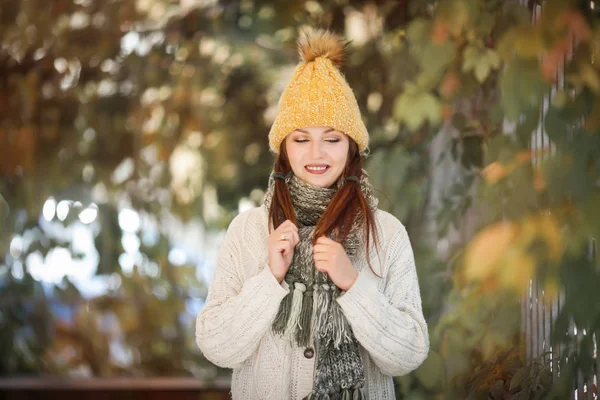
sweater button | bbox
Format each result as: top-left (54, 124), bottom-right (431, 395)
top-left (303, 347), bottom-right (314, 359)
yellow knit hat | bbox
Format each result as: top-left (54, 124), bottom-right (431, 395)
top-left (268, 29), bottom-right (369, 154)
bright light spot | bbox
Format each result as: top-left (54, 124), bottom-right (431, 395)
top-left (78, 204), bottom-right (98, 224)
top-left (54, 58), bottom-right (68, 73)
top-left (82, 164), bottom-right (95, 182)
top-left (202, 184), bottom-right (221, 223)
top-left (122, 232), bottom-right (140, 254)
top-left (83, 128), bottom-right (96, 141)
top-left (169, 145), bottom-right (204, 205)
top-left (43, 197), bottom-right (57, 221)
top-left (12, 260), bottom-right (24, 279)
top-left (153, 285), bottom-right (167, 299)
top-left (111, 157), bottom-right (134, 185)
top-left (70, 11), bottom-right (90, 30)
top-left (56, 200), bottom-right (71, 221)
top-left (367, 92), bottom-right (383, 113)
top-left (168, 248), bottom-right (187, 266)
top-left (145, 261), bottom-right (160, 278)
top-left (10, 236), bottom-right (23, 258)
top-left (100, 59), bottom-right (118, 74)
top-left (238, 197), bottom-right (255, 214)
top-left (121, 31), bottom-right (140, 55)
top-left (119, 253), bottom-right (134, 275)
top-left (25, 251), bottom-right (45, 281)
top-left (142, 105), bottom-right (165, 134)
top-left (97, 79), bottom-right (117, 96)
top-left (91, 182), bottom-right (109, 203)
top-left (118, 209), bottom-right (140, 233)
top-left (199, 38), bottom-right (216, 57)
top-left (107, 273), bottom-right (122, 291)
top-left (110, 341), bottom-right (133, 367)
top-left (141, 228), bottom-right (159, 247)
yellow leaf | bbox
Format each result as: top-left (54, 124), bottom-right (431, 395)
top-left (512, 26), bottom-right (545, 59)
top-left (498, 250), bottom-right (535, 293)
top-left (534, 214), bottom-right (563, 260)
top-left (482, 161), bottom-right (507, 184)
top-left (543, 278), bottom-right (560, 304)
top-left (464, 222), bottom-right (518, 283)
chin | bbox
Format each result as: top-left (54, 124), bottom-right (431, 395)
top-left (303, 175), bottom-right (335, 188)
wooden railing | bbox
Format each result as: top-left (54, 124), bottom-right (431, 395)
top-left (519, 1), bottom-right (599, 399)
top-left (0, 377), bottom-right (231, 399)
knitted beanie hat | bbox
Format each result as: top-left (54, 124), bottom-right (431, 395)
top-left (268, 29), bottom-right (369, 154)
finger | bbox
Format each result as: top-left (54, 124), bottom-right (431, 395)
top-left (282, 220), bottom-right (298, 232)
top-left (313, 245), bottom-right (328, 254)
top-left (277, 240), bottom-right (292, 252)
top-left (277, 229), bottom-right (293, 241)
top-left (313, 242), bottom-right (332, 251)
top-left (283, 229), bottom-right (299, 246)
top-left (313, 253), bottom-right (328, 262)
top-left (315, 236), bottom-right (335, 244)
top-left (314, 260), bottom-right (327, 272)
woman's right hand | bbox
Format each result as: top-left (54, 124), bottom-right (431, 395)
top-left (268, 220), bottom-right (299, 283)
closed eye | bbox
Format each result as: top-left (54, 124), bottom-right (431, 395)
top-left (294, 139), bottom-right (340, 143)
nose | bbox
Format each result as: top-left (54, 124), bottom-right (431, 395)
top-left (310, 139), bottom-right (324, 158)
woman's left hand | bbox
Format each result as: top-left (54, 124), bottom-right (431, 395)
top-left (313, 236), bottom-right (358, 291)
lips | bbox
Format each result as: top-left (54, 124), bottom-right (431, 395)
top-left (305, 165), bottom-right (330, 175)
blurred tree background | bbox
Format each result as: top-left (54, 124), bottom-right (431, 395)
top-left (1, 0), bottom-right (599, 398)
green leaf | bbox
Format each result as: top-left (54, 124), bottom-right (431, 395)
top-left (393, 90), bottom-right (442, 131)
top-left (407, 18), bottom-right (431, 48)
top-left (510, 368), bottom-right (528, 390)
top-left (500, 59), bottom-right (548, 120)
top-left (415, 350), bottom-right (445, 391)
top-left (474, 60), bottom-right (491, 83)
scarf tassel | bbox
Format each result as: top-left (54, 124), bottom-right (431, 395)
top-left (331, 298), bottom-right (353, 348)
top-left (303, 387), bottom-right (365, 400)
top-left (272, 286), bottom-right (293, 334)
top-left (314, 284), bottom-right (333, 344)
top-left (297, 288), bottom-right (313, 347)
top-left (284, 282), bottom-right (306, 341)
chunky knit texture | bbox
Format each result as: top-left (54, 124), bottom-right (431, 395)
top-left (264, 170), bottom-right (377, 398)
top-left (195, 200), bottom-right (430, 399)
top-left (268, 29), bottom-right (369, 154)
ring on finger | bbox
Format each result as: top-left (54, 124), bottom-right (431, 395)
top-left (280, 233), bottom-right (287, 241)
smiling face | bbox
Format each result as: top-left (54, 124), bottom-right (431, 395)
top-left (284, 126), bottom-right (350, 188)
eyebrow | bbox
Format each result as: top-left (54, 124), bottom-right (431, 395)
top-left (295, 128), bottom-right (336, 134)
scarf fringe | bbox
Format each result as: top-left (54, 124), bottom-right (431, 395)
top-left (272, 287), bottom-right (293, 334)
top-left (309, 284), bottom-right (320, 344)
top-left (297, 287), bottom-right (313, 347)
top-left (331, 299), bottom-right (353, 348)
top-left (303, 387), bottom-right (366, 400)
top-left (284, 282), bottom-right (306, 341)
top-left (314, 284), bottom-right (333, 343)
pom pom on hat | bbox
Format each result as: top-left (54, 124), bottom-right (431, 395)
top-left (268, 29), bottom-right (369, 154)
top-left (297, 28), bottom-right (347, 68)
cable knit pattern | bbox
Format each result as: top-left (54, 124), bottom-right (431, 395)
top-left (196, 205), bottom-right (429, 399)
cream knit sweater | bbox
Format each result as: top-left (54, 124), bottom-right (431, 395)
top-left (195, 205), bottom-right (429, 399)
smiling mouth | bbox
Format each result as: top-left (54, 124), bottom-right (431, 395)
top-left (305, 165), bottom-right (330, 174)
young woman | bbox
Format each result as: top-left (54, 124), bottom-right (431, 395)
top-left (196, 29), bottom-right (429, 400)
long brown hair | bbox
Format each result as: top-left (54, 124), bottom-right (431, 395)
top-left (267, 136), bottom-right (382, 277)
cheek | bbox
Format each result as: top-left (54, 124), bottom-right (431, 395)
top-left (285, 144), bottom-right (301, 166)
top-left (333, 147), bottom-right (348, 167)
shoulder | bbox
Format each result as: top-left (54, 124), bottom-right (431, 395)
top-left (225, 205), bottom-right (269, 240)
top-left (373, 209), bottom-right (412, 257)
top-left (374, 209), bottom-right (407, 240)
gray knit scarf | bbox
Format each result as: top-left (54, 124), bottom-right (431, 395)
top-left (262, 169), bottom-right (378, 400)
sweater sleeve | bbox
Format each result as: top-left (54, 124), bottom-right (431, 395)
top-left (195, 212), bottom-right (290, 369)
top-left (336, 225), bottom-right (430, 376)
